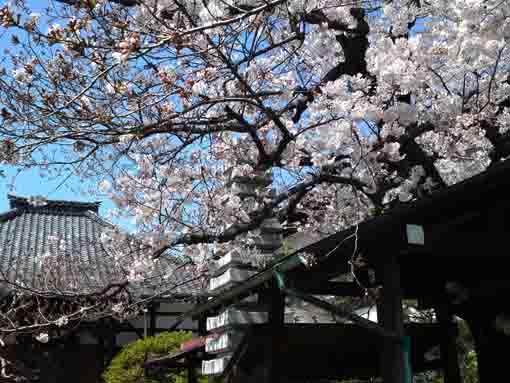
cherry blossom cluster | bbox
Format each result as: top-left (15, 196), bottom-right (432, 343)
top-left (0, 0), bottom-right (508, 311)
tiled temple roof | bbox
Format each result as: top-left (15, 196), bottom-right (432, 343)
top-left (0, 195), bottom-right (205, 300)
top-left (6, 194), bottom-right (102, 213)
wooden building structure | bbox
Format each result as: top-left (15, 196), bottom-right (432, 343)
top-left (0, 195), bottom-right (203, 382)
top-left (147, 159), bottom-right (510, 383)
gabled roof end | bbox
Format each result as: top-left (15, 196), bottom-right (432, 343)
top-left (7, 194), bottom-right (101, 213)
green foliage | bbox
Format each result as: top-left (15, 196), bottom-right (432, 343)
top-left (461, 350), bottom-right (479, 383)
top-left (457, 320), bottom-right (478, 383)
top-left (369, 206), bottom-right (384, 217)
top-left (103, 331), bottom-right (204, 383)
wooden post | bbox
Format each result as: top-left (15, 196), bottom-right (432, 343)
top-left (198, 311), bottom-right (207, 336)
top-left (187, 356), bottom-right (198, 383)
top-left (258, 284), bottom-right (285, 383)
top-left (435, 305), bottom-right (462, 383)
top-left (378, 256), bottom-right (406, 383)
top-left (94, 324), bottom-right (108, 368)
top-left (149, 302), bottom-right (158, 336)
top-left (466, 313), bottom-right (510, 383)
top-left (105, 319), bottom-right (118, 368)
top-left (269, 285), bottom-right (285, 383)
top-left (40, 348), bottom-right (61, 383)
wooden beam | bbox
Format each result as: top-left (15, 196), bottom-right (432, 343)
top-left (148, 361), bottom-right (192, 369)
top-left (282, 288), bottom-right (400, 340)
top-left (145, 349), bottom-right (202, 369)
top-left (149, 312), bottom-right (187, 317)
top-left (170, 254), bottom-right (304, 329)
top-left (289, 280), bottom-right (364, 297)
top-left (122, 327), bottom-right (197, 333)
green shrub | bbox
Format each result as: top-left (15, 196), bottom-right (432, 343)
top-left (103, 331), bottom-right (204, 383)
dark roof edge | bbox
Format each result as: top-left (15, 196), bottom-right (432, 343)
top-left (307, 158), bottom-right (510, 254)
top-left (7, 194), bottom-right (101, 213)
top-left (372, 158), bottom-right (510, 223)
top-left (0, 209), bottom-right (21, 222)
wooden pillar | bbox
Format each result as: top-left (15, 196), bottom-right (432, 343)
top-left (95, 326), bottom-right (107, 368)
top-left (187, 356), bottom-right (198, 383)
top-left (40, 348), bottom-right (61, 383)
top-left (435, 305), bottom-right (462, 383)
top-left (269, 285), bottom-right (285, 383)
top-left (149, 302), bottom-right (158, 336)
top-left (259, 284), bottom-right (285, 383)
top-left (378, 256), bottom-right (406, 383)
top-left (198, 312), bottom-right (207, 336)
top-left (466, 313), bottom-right (510, 383)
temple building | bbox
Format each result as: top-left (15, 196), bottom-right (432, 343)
top-left (0, 195), bottom-right (203, 383)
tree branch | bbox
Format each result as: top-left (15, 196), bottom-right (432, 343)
top-left (153, 172), bottom-right (368, 257)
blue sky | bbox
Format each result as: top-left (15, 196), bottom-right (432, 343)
top-left (0, 166), bottom-right (112, 214)
top-left (0, 0), bottom-right (126, 219)
top-left (0, 1), bottom-right (116, 216)
top-left (0, 1), bottom-right (429, 216)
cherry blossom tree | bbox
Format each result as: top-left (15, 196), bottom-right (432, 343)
top-left (0, 0), bottom-right (509, 331)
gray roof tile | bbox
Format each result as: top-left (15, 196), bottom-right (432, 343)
top-left (0, 195), bottom-right (205, 300)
